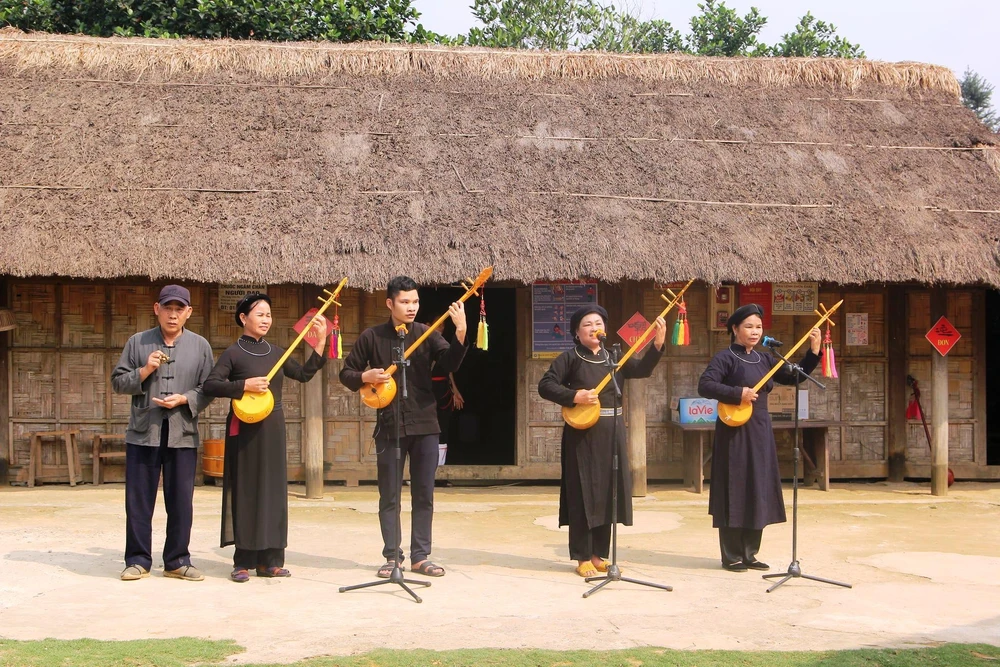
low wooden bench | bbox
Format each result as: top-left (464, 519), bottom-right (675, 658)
top-left (92, 433), bottom-right (127, 485)
top-left (28, 430), bottom-right (82, 487)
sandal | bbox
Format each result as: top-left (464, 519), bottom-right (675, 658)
top-left (255, 566), bottom-right (291, 578)
top-left (377, 560), bottom-right (403, 579)
top-left (594, 560), bottom-right (610, 573)
top-left (230, 568), bottom-right (250, 583)
top-left (410, 561), bottom-right (446, 577)
top-left (575, 562), bottom-right (599, 577)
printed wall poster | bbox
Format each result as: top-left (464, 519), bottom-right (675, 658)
top-left (531, 281), bottom-right (599, 358)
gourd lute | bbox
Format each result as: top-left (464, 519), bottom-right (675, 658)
top-left (716, 300), bottom-right (842, 427)
top-left (562, 279), bottom-right (694, 430)
top-left (232, 277), bottom-right (348, 423)
top-left (359, 267), bottom-right (492, 409)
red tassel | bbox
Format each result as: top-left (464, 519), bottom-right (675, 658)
top-left (821, 324), bottom-right (838, 378)
top-left (906, 398), bottom-right (922, 421)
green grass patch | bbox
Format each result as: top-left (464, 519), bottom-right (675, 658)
top-left (1, 639), bottom-right (998, 667)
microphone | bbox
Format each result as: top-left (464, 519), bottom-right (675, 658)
top-left (395, 323), bottom-right (408, 337)
top-left (594, 329), bottom-right (607, 342)
top-left (762, 336), bottom-right (783, 348)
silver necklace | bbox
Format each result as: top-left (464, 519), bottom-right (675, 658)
top-left (575, 347), bottom-right (609, 365)
top-left (238, 338), bottom-right (272, 357)
top-left (729, 348), bottom-right (762, 364)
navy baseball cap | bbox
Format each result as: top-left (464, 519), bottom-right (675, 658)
top-left (157, 285), bottom-right (191, 307)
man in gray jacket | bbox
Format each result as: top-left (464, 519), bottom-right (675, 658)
top-left (111, 285), bottom-right (214, 581)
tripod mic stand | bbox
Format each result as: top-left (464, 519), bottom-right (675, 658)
top-left (762, 345), bottom-right (851, 593)
top-left (340, 326), bottom-right (431, 603)
top-left (584, 341), bottom-right (673, 598)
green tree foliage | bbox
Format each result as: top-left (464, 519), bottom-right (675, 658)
top-left (686, 0), bottom-right (768, 57)
top-left (769, 12), bottom-right (864, 58)
top-left (463, 0), bottom-right (683, 52)
top-left (0, 0), bottom-right (437, 42)
top-left (960, 68), bottom-right (999, 131)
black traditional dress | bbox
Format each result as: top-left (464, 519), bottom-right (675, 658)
top-left (203, 335), bottom-right (326, 568)
top-left (698, 344), bottom-right (820, 531)
top-left (538, 342), bottom-right (663, 560)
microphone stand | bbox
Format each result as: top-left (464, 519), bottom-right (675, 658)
top-left (584, 340), bottom-right (673, 598)
top-left (340, 325), bottom-right (431, 603)
top-left (761, 344), bottom-right (851, 593)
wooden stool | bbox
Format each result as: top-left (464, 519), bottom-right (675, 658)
top-left (28, 430), bottom-right (82, 487)
top-left (92, 434), bottom-right (127, 485)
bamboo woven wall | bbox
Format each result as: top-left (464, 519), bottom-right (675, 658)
top-left (6, 279), bottom-right (308, 482)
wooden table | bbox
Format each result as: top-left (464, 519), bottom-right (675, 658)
top-left (668, 420), bottom-right (834, 494)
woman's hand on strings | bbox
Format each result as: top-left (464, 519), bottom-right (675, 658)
top-left (741, 387), bottom-right (758, 403)
top-left (245, 377), bottom-right (270, 393)
top-left (574, 389), bottom-right (599, 405)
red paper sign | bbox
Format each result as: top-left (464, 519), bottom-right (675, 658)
top-left (925, 316), bottom-right (961, 356)
top-left (618, 312), bottom-right (652, 352)
top-left (293, 308), bottom-right (334, 350)
top-left (738, 283), bottom-right (772, 328)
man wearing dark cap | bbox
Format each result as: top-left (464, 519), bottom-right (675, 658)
top-left (111, 285), bottom-right (215, 581)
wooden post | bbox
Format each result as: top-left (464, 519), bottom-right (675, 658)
top-left (886, 285), bottom-right (907, 482)
top-left (629, 377), bottom-right (648, 496)
top-left (302, 286), bottom-right (325, 499)
top-left (618, 281), bottom-right (648, 497)
top-left (930, 289), bottom-right (949, 496)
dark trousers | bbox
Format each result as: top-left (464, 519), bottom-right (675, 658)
top-left (376, 433), bottom-right (439, 563)
top-left (124, 422), bottom-right (197, 571)
top-left (569, 519), bottom-right (612, 562)
top-left (718, 526), bottom-right (763, 566)
top-left (234, 547), bottom-right (284, 569)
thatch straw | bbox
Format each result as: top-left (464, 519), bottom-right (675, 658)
top-left (0, 29), bottom-right (960, 96)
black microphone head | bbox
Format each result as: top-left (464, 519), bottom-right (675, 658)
top-left (762, 335), bottom-right (783, 347)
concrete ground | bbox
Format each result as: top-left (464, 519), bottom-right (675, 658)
top-left (1, 480), bottom-right (999, 663)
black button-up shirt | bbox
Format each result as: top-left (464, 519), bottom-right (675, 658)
top-left (340, 319), bottom-right (469, 438)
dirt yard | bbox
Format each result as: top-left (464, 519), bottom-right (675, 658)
top-left (1, 481), bottom-right (998, 663)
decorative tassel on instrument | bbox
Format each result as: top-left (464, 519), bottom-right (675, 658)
top-left (671, 298), bottom-right (690, 346)
top-left (476, 287), bottom-right (489, 351)
top-left (329, 309), bottom-right (343, 360)
top-left (821, 323), bottom-right (838, 378)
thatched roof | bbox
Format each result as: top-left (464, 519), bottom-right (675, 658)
top-left (1, 30), bottom-right (999, 289)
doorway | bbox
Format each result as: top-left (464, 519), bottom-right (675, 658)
top-left (417, 286), bottom-right (517, 466)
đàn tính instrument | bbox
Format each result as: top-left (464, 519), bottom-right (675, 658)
top-left (562, 279), bottom-right (694, 430)
top-left (232, 277), bottom-right (348, 423)
top-left (359, 267), bottom-right (492, 409)
top-left (716, 300), bottom-right (842, 428)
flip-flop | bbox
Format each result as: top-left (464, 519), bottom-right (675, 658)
top-left (410, 561), bottom-right (446, 577)
top-left (594, 560), bottom-right (610, 573)
top-left (575, 562), bottom-right (599, 577)
top-left (377, 561), bottom-right (404, 578)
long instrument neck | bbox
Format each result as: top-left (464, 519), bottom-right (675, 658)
top-left (382, 288), bottom-right (479, 380)
top-left (590, 280), bottom-right (694, 394)
top-left (749, 299), bottom-right (843, 393)
top-left (264, 291), bottom-right (340, 382)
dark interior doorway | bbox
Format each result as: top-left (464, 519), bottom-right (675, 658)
top-left (417, 286), bottom-right (517, 466)
top-left (987, 290), bottom-right (1000, 465)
